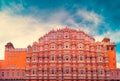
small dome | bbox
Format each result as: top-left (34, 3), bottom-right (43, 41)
top-left (5, 42), bottom-right (14, 48)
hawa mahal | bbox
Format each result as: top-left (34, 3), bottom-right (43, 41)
top-left (0, 28), bottom-right (120, 81)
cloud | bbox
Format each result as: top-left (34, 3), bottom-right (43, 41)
top-left (69, 9), bottom-right (104, 35)
top-left (117, 63), bottom-right (120, 68)
top-left (0, 7), bottom-right (103, 59)
top-left (0, 8), bottom-right (65, 59)
top-left (0, 3), bottom-right (120, 63)
top-left (94, 30), bottom-right (120, 43)
top-left (77, 9), bottom-right (102, 26)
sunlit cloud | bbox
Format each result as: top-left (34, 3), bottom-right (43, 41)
top-left (0, 3), bottom-right (120, 69)
top-left (117, 63), bottom-right (120, 68)
top-left (0, 9), bottom-right (65, 59)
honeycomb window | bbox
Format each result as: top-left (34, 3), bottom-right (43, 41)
top-left (79, 56), bottom-right (83, 61)
top-left (32, 69), bottom-right (36, 75)
top-left (79, 43), bottom-right (84, 49)
top-left (2, 72), bottom-right (4, 77)
top-left (64, 34), bottom-right (69, 38)
top-left (64, 43), bottom-right (70, 49)
top-left (32, 46), bottom-right (37, 52)
top-left (80, 70), bottom-right (84, 74)
top-left (65, 68), bottom-right (69, 74)
top-left (51, 55), bottom-right (55, 61)
top-left (51, 69), bottom-right (55, 74)
top-left (50, 43), bottom-right (55, 49)
top-left (64, 55), bottom-right (70, 61)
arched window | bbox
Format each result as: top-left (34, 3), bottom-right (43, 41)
top-left (64, 33), bottom-right (69, 39)
top-left (79, 43), bottom-right (84, 50)
top-left (33, 70), bottom-right (35, 74)
top-left (32, 55), bottom-right (37, 62)
top-left (64, 42), bottom-right (70, 49)
top-left (66, 56), bottom-right (69, 60)
top-left (105, 57), bottom-right (108, 62)
top-left (79, 56), bottom-right (83, 61)
top-left (64, 55), bottom-right (70, 61)
top-left (51, 55), bottom-right (55, 61)
top-left (100, 70), bottom-right (103, 75)
top-left (99, 69), bottom-right (104, 75)
top-left (26, 57), bottom-right (30, 62)
top-left (100, 57), bottom-right (102, 61)
top-left (80, 70), bottom-right (84, 74)
top-left (32, 69), bottom-right (36, 75)
top-left (50, 43), bottom-right (55, 49)
top-left (32, 46), bottom-right (37, 52)
top-left (106, 70), bottom-right (110, 75)
top-left (97, 56), bottom-right (103, 62)
top-left (65, 68), bottom-right (69, 74)
top-left (58, 44), bottom-right (62, 50)
top-left (51, 69), bottom-right (55, 74)
top-left (52, 56), bottom-right (54, 61)
top-left (2, 72), bottom-right (4, 77)
top-left (98, 67), bottom-right (104, 75)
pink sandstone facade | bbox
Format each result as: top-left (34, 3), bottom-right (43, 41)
top-left (0, 28), bottom-right (120, 81)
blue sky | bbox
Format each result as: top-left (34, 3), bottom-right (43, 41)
top-left (0, 0), bottom-right (120, 67)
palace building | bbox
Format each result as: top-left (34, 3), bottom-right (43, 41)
top-left (0, 27), bottom-right (120, 81)
top-left (0, 42), bottom-right (27, 80)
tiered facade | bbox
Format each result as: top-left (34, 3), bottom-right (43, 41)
top-left (26, 28), bottom-right (116, 81)
top-left (0, 28), bottom-right (119, 81)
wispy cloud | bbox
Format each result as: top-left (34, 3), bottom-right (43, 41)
top-left (94, 30), bottom-right (120, 43)
top-left (67, 9), bottom-right (104, 35)
top-left (77, 9), bottom-right (102, 26)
